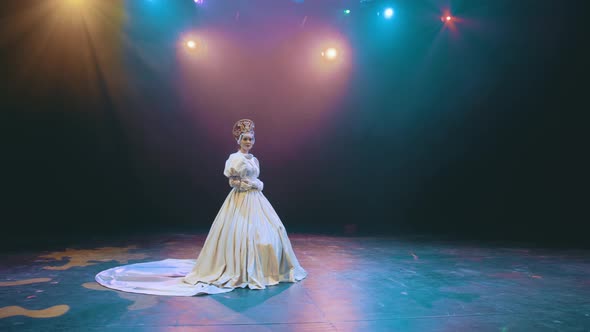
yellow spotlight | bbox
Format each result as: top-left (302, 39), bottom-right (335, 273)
top-left (321, 47), bottom-right (338, 60)
top-left (186, 40), bottom-right (197, 49)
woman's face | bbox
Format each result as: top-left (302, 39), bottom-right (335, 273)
top-left (239, 133), bottom-right (255, 152)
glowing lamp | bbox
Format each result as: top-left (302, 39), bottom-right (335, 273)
top-left (186, 40), bottom-right (197, 49)
top-left (321, 47), bottom-right (338, 60)
top-left (441, 15), bottom-right (453, 22)
top-left (383, 8), bottom-right (394, 19)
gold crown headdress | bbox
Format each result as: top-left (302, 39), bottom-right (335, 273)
top-left (232, 119), bottom-right (255, 142)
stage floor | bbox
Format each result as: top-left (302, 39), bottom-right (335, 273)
top-left (1, 233), bottom-right (589, 331)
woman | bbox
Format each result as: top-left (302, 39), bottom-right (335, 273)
top-left (95, 119), bottom-right (307, 296)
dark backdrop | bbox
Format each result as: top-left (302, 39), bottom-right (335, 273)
top-left (1, 0), bottom-right (588, 249)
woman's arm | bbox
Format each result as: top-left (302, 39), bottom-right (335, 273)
top-left (249, 179), bottom-right (264, 191)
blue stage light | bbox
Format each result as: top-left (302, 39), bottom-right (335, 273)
top-left (383, 8), bottom-right (394, 19)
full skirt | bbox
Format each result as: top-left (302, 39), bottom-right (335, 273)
top-left (95, 189), bottom-right (307, 296)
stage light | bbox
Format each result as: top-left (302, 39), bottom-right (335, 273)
top-left (344, 9), bottom-right (351, 15)
top-left (186, 40), bottom-right (197, 49)
top-left (194, 0), bottom-right (204, 4)
top-left (178, 33), bottom-right (210, 61)
top-left (441, 15), bottom-right (453, 22)
top-left (63, 0), bottom-right (91, 9)
top-left (440, 9), bottom-right (456, 23)
top-left (309, 32), bottom-right (350, 74)
top-left (383, 8), bottom-right (394, 19)
top-left (321, 47), bottom-right (338, 61)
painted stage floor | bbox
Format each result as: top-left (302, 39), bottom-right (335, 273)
top-left (1, 233), bottom-right (589, 331)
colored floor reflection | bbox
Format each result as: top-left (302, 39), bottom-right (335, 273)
top-left (1, 234), bottom-right (589, 331)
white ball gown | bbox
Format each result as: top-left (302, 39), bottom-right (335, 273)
top-left (95, 151), bottom-right (307, 296)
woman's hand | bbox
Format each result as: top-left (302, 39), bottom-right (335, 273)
top-left (228, 177), bottom-right (263, 192)
top-left (229, 177), bottom-right (241, 188)
top-left (229, 177), bottom-right (253, 191)
top-left (239, 179), bottom-right (254, 191)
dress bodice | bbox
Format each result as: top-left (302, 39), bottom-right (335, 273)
top-left (224, 152), bottom-right (260, 180)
